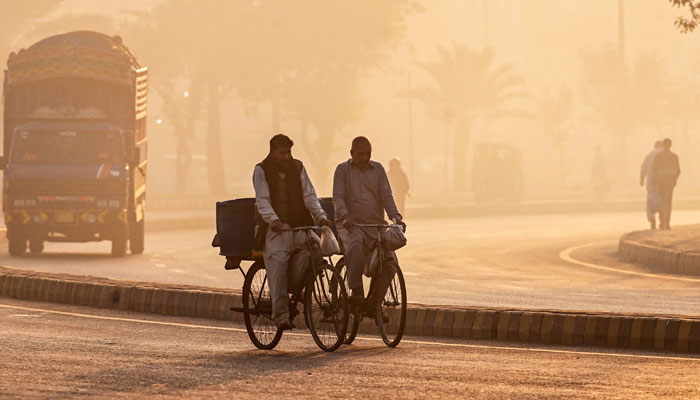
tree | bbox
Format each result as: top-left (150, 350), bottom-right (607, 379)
top-left (413, 44), bottom-right (525, 191)
top-left (125, 1), bottom-right (257, 195)
top-left (580, 46), bottom-right (666, 178)
top-left (537, 86), bottom-right (573, 187)
top-left (669, 0), bottom-right (700, 32)
top-left (238, 0), bottom-right (418, 185)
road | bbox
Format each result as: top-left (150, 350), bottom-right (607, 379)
top-left (2, 211), bottom-right (700, 316)
top-left (1, 299), bottom-right (699, 399)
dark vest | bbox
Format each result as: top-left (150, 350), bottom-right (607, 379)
top-left (258, 157), bottom-right (314, 227)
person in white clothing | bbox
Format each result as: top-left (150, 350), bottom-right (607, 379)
top-left (253, 134), bottom-right (331, 330)
top-left (640, 140), bottom-right (663, 229)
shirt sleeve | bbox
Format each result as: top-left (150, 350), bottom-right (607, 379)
top-left (253, 165), bottom-right (279, 225)
top-left (332, 163), bottom-right (349, 220)
top-left (300, 166), bottom-right (327, 222)
top-left (378, 164), bottom-right (402, 221)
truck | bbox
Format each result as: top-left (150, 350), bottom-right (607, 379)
top-left (1, 31), bottom-right (147, 256)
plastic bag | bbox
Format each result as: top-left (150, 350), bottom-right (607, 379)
top-left (288, 248), bottom-right (310, 293)
top-left (382, 226), bottom-right (407, 251)
top-left (320, 226), bottom-right (340, 256)
top-left (364, 247), bottom-right (381, 277)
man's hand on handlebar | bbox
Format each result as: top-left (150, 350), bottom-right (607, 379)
top-left (342, 214), bottom-right (355, 231)
top-left (395, 218), bottom-right (407, 232)
top-left (319, 217), bottom-right (332, 228)
top-left (270, 219), bottom-right (282, 233)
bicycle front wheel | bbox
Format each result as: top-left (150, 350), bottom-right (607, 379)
top-left (243, 262), bottom-right (283, 350)
top-left (376, 262), bottom-right (407, 347)
top-left (304, 263), bottom-right (348, 352)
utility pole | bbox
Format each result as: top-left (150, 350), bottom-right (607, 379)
top-left (483, 0), bottom-right (489, 47)
top-left (407, 71), bottom-right (414, 184)
top-left (618, 0), bottom-right (625, 65)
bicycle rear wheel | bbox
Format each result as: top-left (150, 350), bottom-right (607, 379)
top-left (335, 258), bottom-right (360, 344)
top-left (376, 262), bottom-right (407, 347)
top-left (304, 263), bottom-right (348, 352)
top-left (243, 262), bottom-right (283, 350)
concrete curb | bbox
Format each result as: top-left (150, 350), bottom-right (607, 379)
top-left (1, 266), bottom-right (698, 354)
top-left (618, 233), bottom-right (700, 276)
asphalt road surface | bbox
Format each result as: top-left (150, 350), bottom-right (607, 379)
top-left (2, 211), bottom-right (700, 316)
top-left (1, 299), bottom-right (699, 399)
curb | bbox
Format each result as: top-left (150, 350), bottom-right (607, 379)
top-left (1, 266), bottom-right (698, 354)
top-left (618, 233), bottom-right (700, 276)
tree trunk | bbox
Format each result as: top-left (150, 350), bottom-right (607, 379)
top-left (206, 83), bottom-right (226, 195)
top-left (452, 120), bottom-right (470, 191)
top-left (272, 76), bottom-right (281, 133)
top-left (175, 132), bottom-right (191, 195)
top-left (557, 141), bottom-right (566, 187)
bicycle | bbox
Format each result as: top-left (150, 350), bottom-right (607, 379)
top-left (228, 225), bottom-right (349, 352)
top-left (334, 223), bottom-right (407, 347)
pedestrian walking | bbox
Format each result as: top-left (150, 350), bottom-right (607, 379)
top-left (640, 140), bottom-right (663, 229)
top-left (651, 138), bottom-right (681, 230)
top-left (387, 158), bottom-right (410, 215)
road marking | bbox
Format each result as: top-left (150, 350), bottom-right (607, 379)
top-left (0, 302), bottom-right (697, 362)
top-left (559, 241), bottom-right (700, 283)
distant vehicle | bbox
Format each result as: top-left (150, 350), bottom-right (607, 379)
top-left (1, 31), bottom-right (148, 256)
top-left (471, 143), bottom-right (524, 204)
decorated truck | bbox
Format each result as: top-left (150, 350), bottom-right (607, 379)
top-left (1, 31), bottom-right (147, 256)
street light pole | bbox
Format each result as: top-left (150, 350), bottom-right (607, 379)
top-left (407, 71), bottom-right (414, 184)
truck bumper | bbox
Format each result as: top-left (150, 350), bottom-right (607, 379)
top-left (4, 209), bottom-right (127, 241)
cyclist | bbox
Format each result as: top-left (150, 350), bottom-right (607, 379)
top-left (253, 134), bottom-right (332, 331)
top-left (332, 136), bottom-right (407, 310)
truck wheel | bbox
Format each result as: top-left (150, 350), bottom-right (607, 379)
top-left (29, 239), bottom-right (44, 254)
top-left (8, 234), bottom-right (27, 256)
top-left (129, 219), bottom-right (145, 255)
top-left (111, 237), bottom-right (127, 257)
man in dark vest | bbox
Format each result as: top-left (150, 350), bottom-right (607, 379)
top-left (253, 134), bottom-right (331, 330)
top-left (651, 138), bottom-right (681, 230)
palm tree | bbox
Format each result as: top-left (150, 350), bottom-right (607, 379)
top-left (414, 44), bottom-right (525, 191)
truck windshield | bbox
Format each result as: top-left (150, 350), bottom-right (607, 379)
top-left (10, 130), bottom-right (124, 165)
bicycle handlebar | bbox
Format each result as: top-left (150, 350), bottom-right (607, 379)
top-left (354, 223), bottom-right (404, 230)
top-left (280, 225), bottom-right (323, 232)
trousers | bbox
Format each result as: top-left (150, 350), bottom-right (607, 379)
top-left (338, 225), bottom-right (397, 294)
top-left (657, 182), bottom-right (675, 229)
top-left (262, 224), bottom-right (313, 323)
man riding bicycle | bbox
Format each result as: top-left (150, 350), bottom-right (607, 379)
top-left (332, 136), bottom-right (407, 311)
top-left (253, 134), bottom-right (332, 331)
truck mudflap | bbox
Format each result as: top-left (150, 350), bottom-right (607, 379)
top-left (4, 209), bottom-right (126, 225)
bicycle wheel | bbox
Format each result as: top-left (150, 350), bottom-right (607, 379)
top-left (335, 258), bottom-right (360, 344)
top-left (243, 262), bottom-right (283, 350)
top-left (304, 262), bottom-right (348, 352)
top-left (376, 262), bottom-right (407, 347)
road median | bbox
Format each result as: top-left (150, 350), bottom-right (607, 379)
top-left (1, 265), bottom-right (698, 354)
top-left (619, 224), bottom-right (700, 276)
